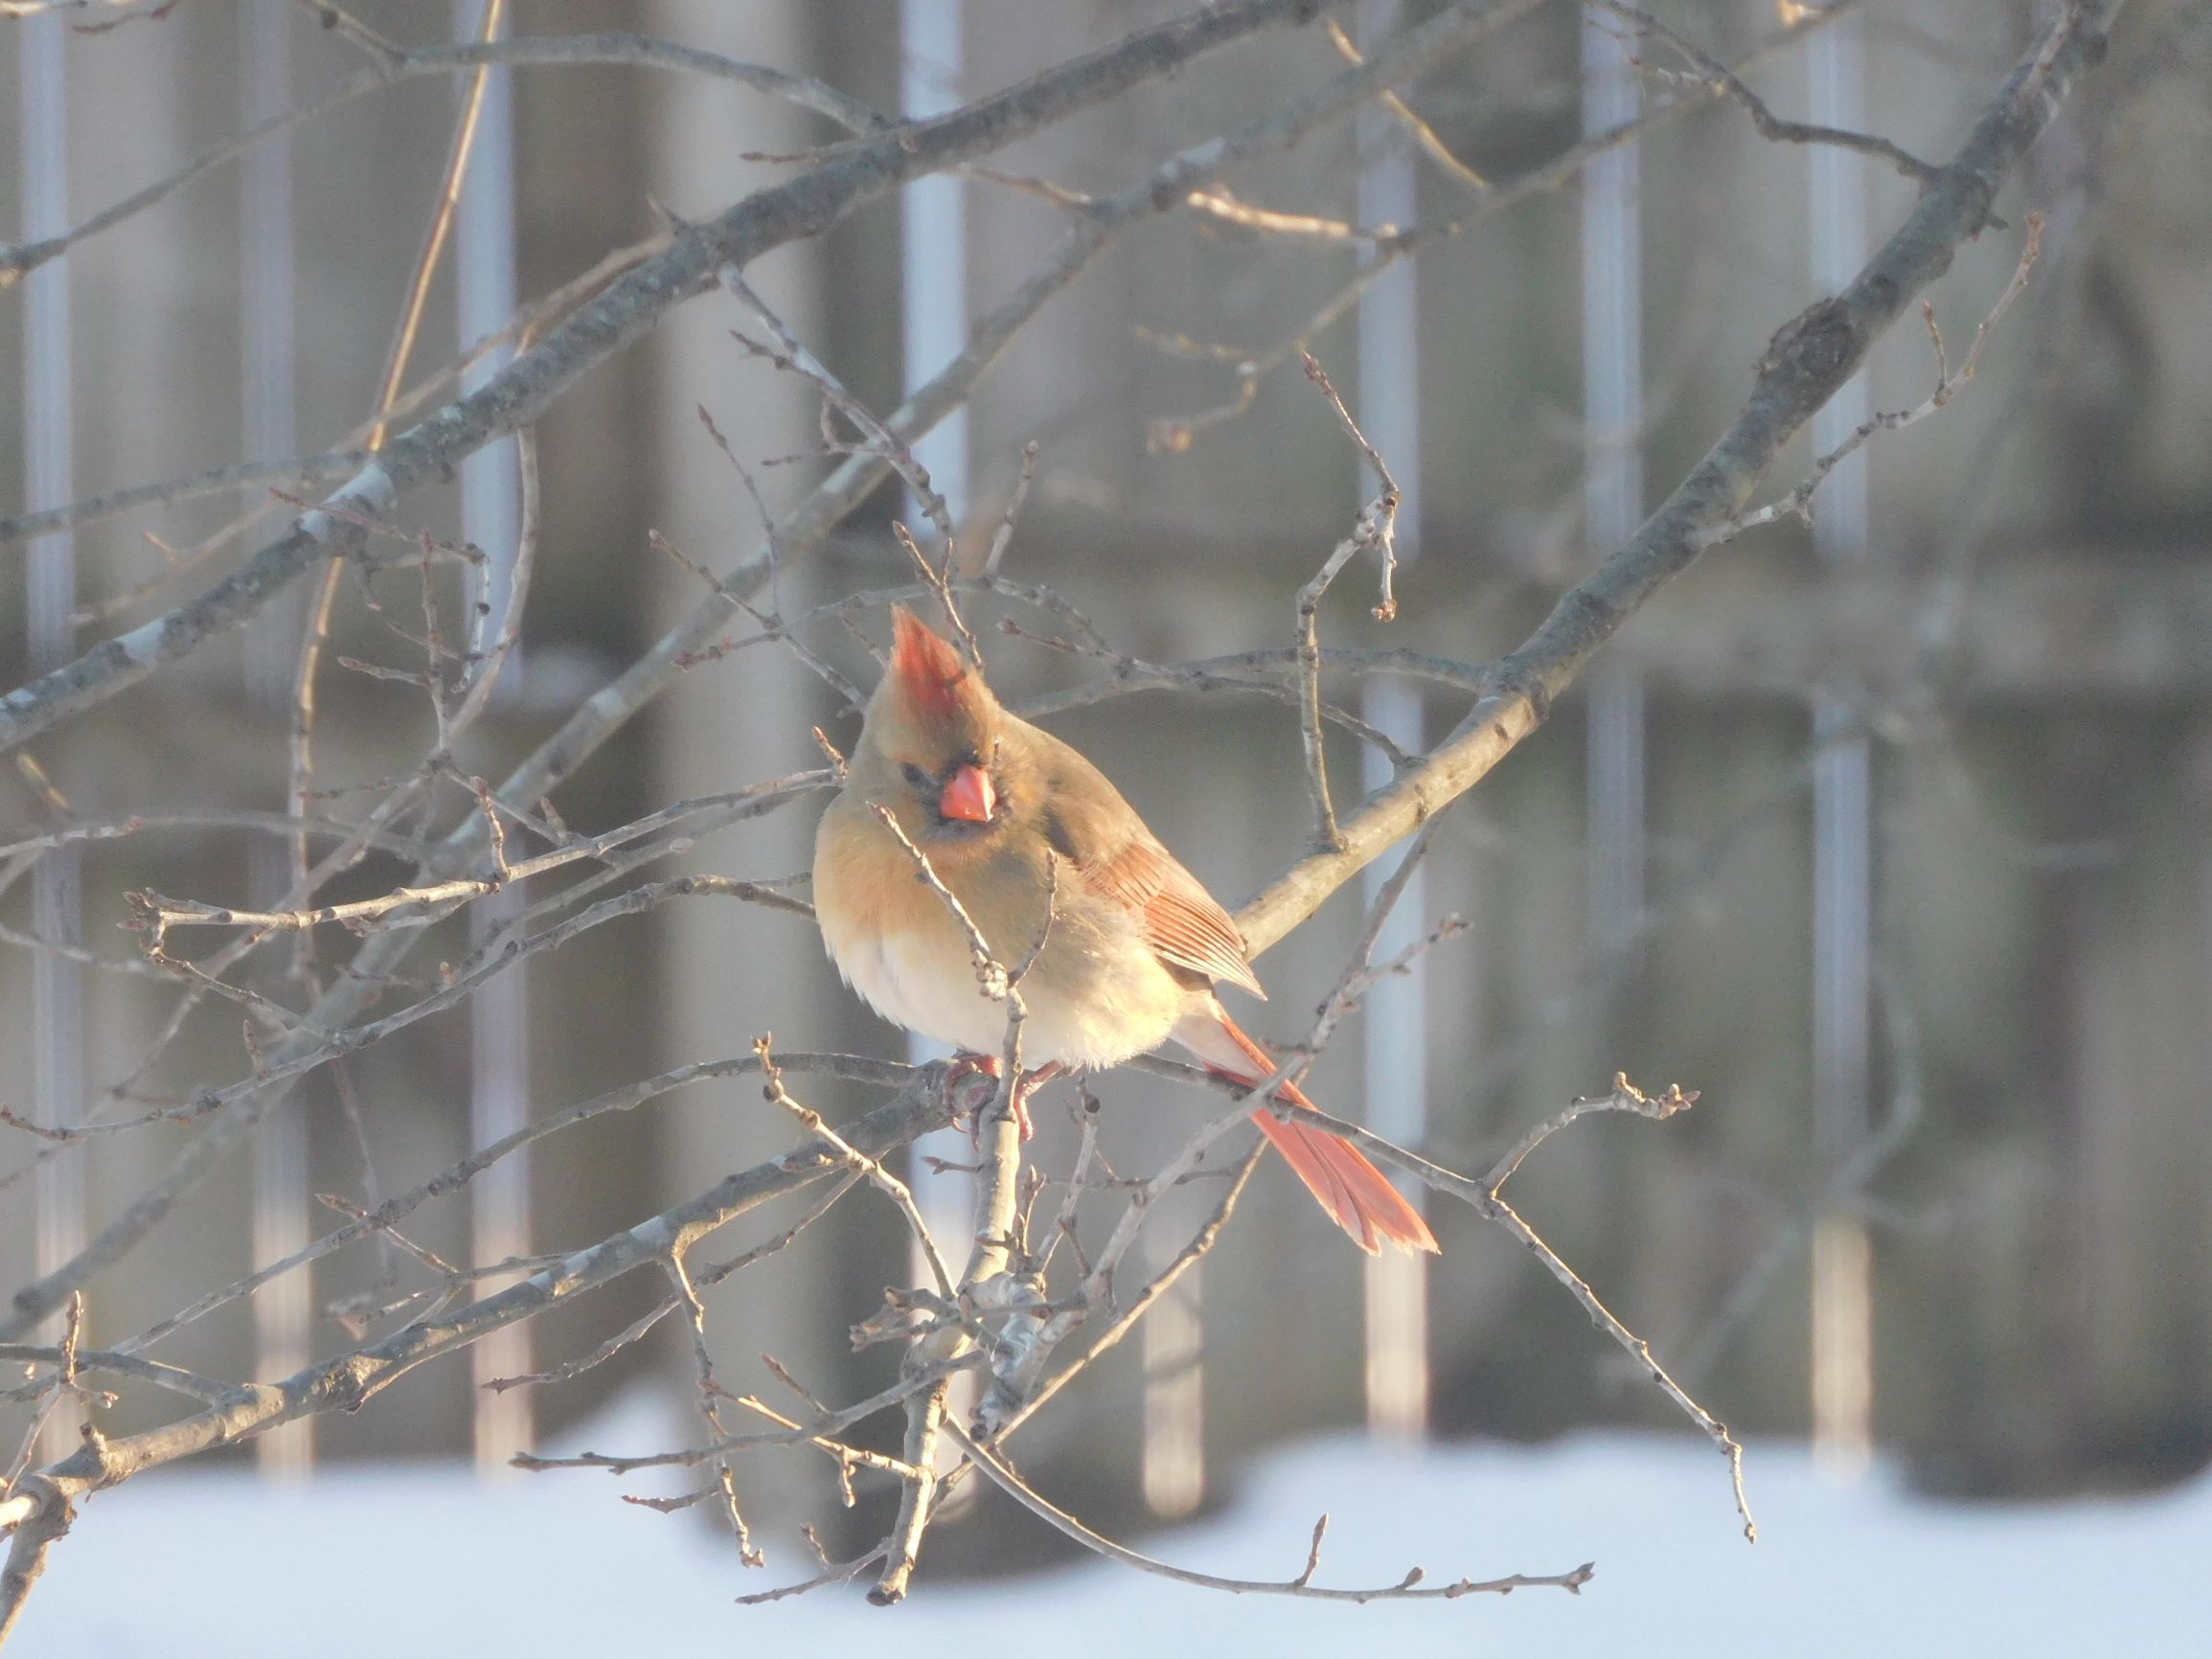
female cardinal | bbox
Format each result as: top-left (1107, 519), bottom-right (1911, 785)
top-left (811, 606), bottom-right (1438, 1256)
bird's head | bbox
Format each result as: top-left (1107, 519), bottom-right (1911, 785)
top-left (853, 606), bottom-right (1007, 840)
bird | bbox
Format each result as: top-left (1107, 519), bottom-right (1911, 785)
top-left (811, 605), bottom-right (1439, 1256)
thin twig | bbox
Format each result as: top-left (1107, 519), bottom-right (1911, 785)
top-left (1590, 2), bottom-right (1941, 190)
top-left (946, 1422), bottom-right (1592, 1602)
top-left (756, 1038), bottom-right (955, 1299)
top-left (1152, 1059), bottom-right (1753, 1539)
top-left (1695, 213), bottom-right (2045, 549)
top-left (864, 804), bottom-right (1009, 1001)
top-left (1324, 16), bottom-right (1489, 190)
top-left (1290, 351), bottom-right (1403, 851)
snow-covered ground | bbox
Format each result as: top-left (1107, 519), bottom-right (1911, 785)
top-left (14, 1394), bottom-right (2204, 1657)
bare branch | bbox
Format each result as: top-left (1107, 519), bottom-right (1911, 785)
top-left (864, 804), bottom-right (1009, 1002)
top-left (946, 1422), bottom-right (1592, 1602)
top-left (1324, 15), bottom-right (1490, 190)
top-left (89, 1053), bottom-right (908, 1363)
top-left (1145, 0), bottom-right (1880, 451)
top-left (981, 440), bottom-right (1039, 577)
top-left (1694, 212), bottom-right (2045, 549)
top-left (1291, 351), bottom-right (1402, 850)
top-left (0, 453), bottom-right (367, 554)
top-left (0, 32), bottom-right (886, 294)
top-left (755, 1038), bottom-right (956, 1300)
top-left (1151, 1060), bottom-right (1752, 1539)
top-left (1589, 2), bottom-right (1941, 190)
top-left (0, 0), bottom-right (1331, 755)
top-left (1235, 6), bottom-right (2121, 960)
top-left (869, 856), bottom-right (1051, 1602)
top-left (6, 1066), bottom-right (969, 1554)
top-left (0, 1345), bottom-right (228, 1410)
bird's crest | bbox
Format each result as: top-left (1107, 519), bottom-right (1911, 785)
top-left (890, 606), bottom-right (970, 721)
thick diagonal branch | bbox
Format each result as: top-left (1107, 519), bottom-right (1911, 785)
top-left (1235, 0), bottom-right (2126, 955)
top-left (0, 1074), bottom-right (958, 1529)
top-left (0, 0), bottom-right (1323, 756)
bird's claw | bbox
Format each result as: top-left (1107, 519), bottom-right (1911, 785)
top-left (940, 1052), bottom-right (1000, 1135)
top-left (1002, 1062), bottom-right (1066, 1143)
top-left (943, 1052), bottom-right (1041, 1143)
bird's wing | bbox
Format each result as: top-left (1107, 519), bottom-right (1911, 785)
top-left (1082, 834), bottom-right (1265, 996)
top-left (1028, 721), bottom-right (1266, 998)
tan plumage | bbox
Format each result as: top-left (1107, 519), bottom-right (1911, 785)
top-left (812, 607), bottom-right (1438, 1256)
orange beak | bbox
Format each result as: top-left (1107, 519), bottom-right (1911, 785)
top-left (939, 763), bottom-right (996, 824)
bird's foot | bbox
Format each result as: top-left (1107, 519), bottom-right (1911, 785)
top-left (941, 1052), bottom-right (1001, 1134)
top-left (946, 1053), bottom-right (1059, 1143)
top-left (1007, 1062), bottom-right (1064, 1143)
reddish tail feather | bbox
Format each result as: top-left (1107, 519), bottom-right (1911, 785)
top-left (1197, 1011), bottom-right (1439, 1257)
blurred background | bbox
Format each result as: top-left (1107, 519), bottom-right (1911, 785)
top-left (3, 0), bottom-right (2211, 1638)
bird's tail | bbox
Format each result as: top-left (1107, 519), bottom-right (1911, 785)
top-left (1171, 1009), bottom-right (1439, 1256)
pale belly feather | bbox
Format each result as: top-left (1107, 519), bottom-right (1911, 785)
top-left (819, 868), bottom-right (1187, 1070)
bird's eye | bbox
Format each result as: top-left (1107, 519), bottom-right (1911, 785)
top-left (900, 762), bottom-right (929, 788)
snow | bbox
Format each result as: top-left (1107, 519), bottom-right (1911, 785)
top-left (14, 1390), bottom-right (2205, 1657)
